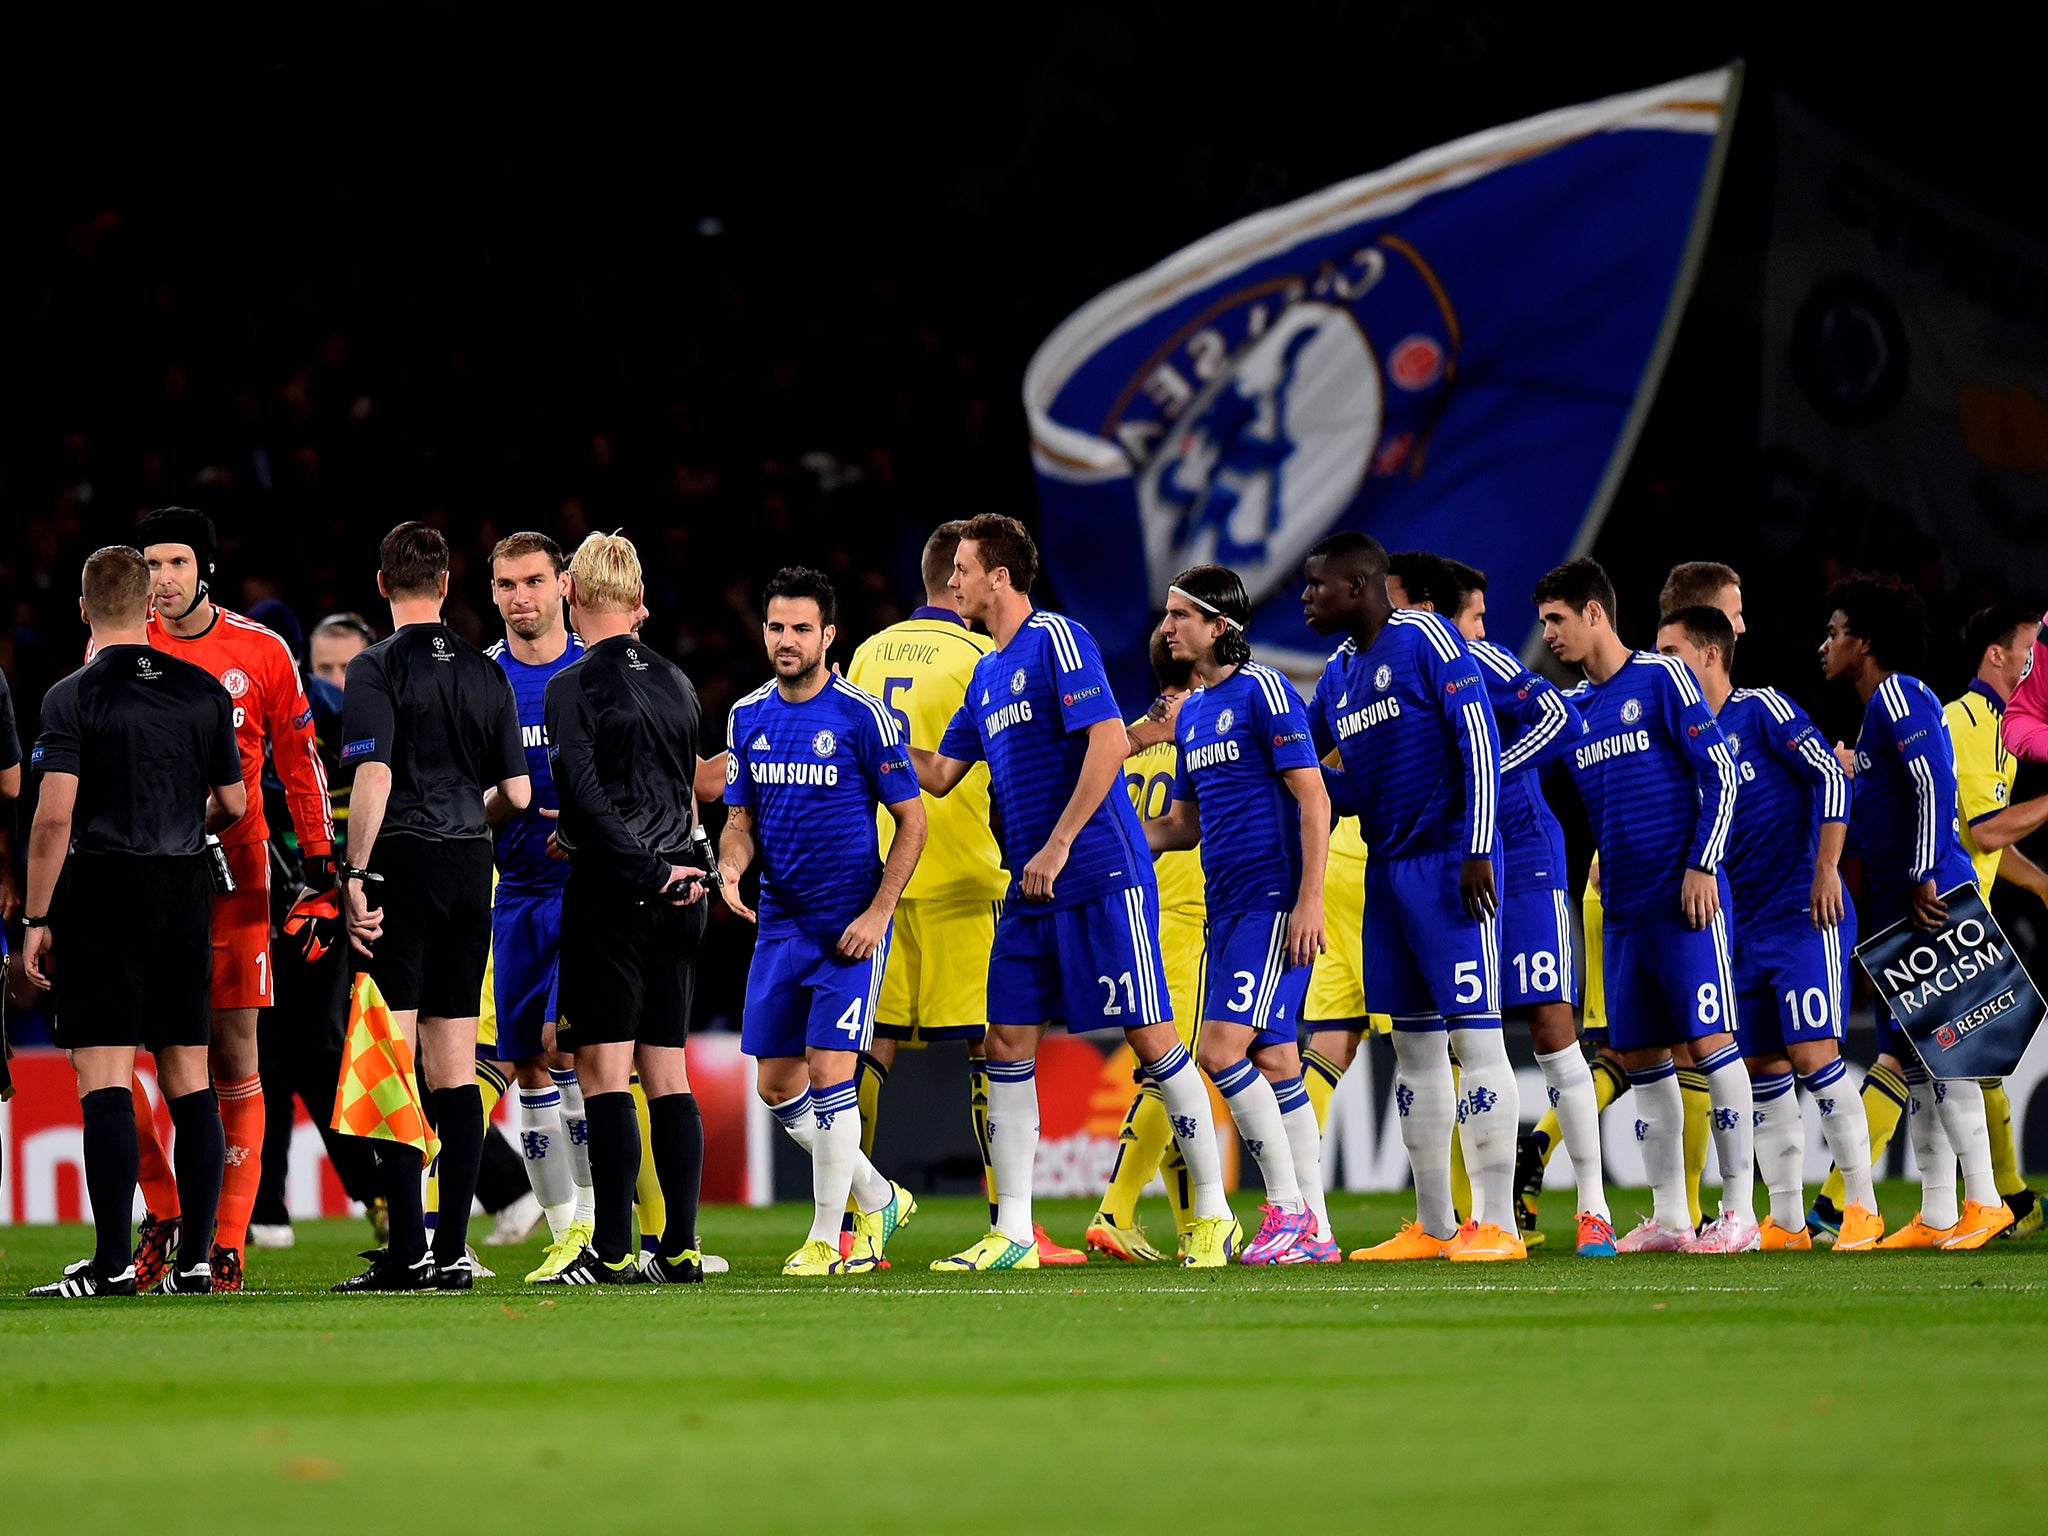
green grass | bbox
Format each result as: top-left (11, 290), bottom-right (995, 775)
top-left (3, 1183), bottom-right (2044, 1535)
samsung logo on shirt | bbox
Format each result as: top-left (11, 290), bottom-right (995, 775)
top-left (1184, 739), bottom-right (1241, 772)
top-left (1575, 730), bottom-right (1651, 769)
top-left (522, 724), bottom-right (550, 749)
top-left (984, 700), bottom-right (1035, 735)
top-left (752, 761), bottom-right (841, 786)
top-left (1335, 696), bottom-right (1401, 739)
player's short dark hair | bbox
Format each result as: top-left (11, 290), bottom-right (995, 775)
top-left (1168, 563), bottom-right (1252, 666)
top-left (922, 520), bottom-right (971, 598)
top-left (1658, 603), bottom-right (1737, 667)
top-left (1442, 558), bottom-right (1487, 621)
top-left (1827, 572), bottom-right (1928, 673)
top-left (489, 531), bottom-right (565, 575)
top-left (1965, 601), bottom-right (2040, 664)
top-left (1387, 550), bottom-right (1461, 615)
top-left (763, 566), bottom-right (837, 629)
top-left (133, 506), bottom-right (217, 572)
top-left (1306, 529), bottom-right (1387, 576)
top-left (380, 521), bottom-right (450, 599)
top-left (313, 611), bottom-right (378, 646)
top-left (1659, 560), bottom-right (1741, 617)
top-left (82, 545), bottom-right (151, 625)
top-left (958, 513), bottom-right (1038, 594)
top-left (1149, 627), bottom-right (1193, 692)
top-left (1532, 557), bottom-right (1618, 622)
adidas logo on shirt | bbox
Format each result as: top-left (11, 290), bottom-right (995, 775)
top-left (752, 734), bottom-right (771, 750)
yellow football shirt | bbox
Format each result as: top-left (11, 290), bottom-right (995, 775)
top-left (1124, 725), bottom-right (1205, 919)
top-left (848, 612), bottom-right (1007, 903)
top-left (1946, 683), bottom-right (2018, 894)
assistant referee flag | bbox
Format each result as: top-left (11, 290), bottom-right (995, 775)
top-left (332, 974), bottom-right (439, 1162)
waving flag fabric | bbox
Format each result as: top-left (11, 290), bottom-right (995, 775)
top-left (1025, 68), bottom-right (1740, 698)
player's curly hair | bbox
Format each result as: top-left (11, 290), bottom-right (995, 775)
top-left (1387, 550), bottom-right (1462, 615)
top-left (1169, 563), bottom-right (1252, 666)
top-left (1828, 572), bottom-right (1928, 674)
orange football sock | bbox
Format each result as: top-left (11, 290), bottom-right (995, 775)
top-left (213, 1074), bottom-right (266, 1253)
top-left (132, 1075), bottom-right (181, 1220)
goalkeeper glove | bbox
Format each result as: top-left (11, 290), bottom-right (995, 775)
top-left (284, 854), bottom-right (342, 962)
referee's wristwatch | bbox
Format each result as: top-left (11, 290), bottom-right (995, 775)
top-left (22, 915), bottom-right (50, 929)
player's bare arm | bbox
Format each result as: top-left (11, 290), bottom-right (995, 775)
top-left (1679, 866), bottom-right (1719, 930)
top-left (1967, 789), bottom-right (2048, 852)
top-left (20, 769), bottom-right (77, 989)
top-left (205, 778), bottom-right (248, 832)
top-left (716, 804), bottom-right (758, 921)
top-left (1283, 763), bottom-right (1329, 966)
top-left (1809, 818), bottom-right (1847, 929)
top-left (1996, 843), bottom-right (2048, 903)
top-left (1021, 717), bottom-right (1126, 902)
top-left (695, 752), bottom-right (729, 803)
top-left (839, 795), bottom-right (925, 961)
top-left (907, 744), bottom-right (971, 797)
top-left (1142, 796), bottom-right (1199, 855)
top-left (1123, 690), bottom-right (1184, 755)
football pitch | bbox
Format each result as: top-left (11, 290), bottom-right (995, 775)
top-left (4, 1184), bottom-right (2044, 1535)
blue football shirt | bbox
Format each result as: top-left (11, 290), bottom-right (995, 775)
top-left (1850, 672), bottom-right (1976, 914)
top-left (1562, 651), bottom-right (1737, 926)
top-left (938, 609), bottom-right (1151, 911)
top-left (1718, 686), bottom-right (1851, 934)
top-left (1307, 608), bottom-right (1499, 861)
top-left (726, 675), bottom-right (920, 941)
top-left (1469, 637), bottom-right (1584, 892)
top-left (1171, 662), bottom-right (1319, 916)
top-left (488, 632), bottom-right (584, 893)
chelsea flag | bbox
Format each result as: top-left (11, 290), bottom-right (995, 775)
top-left (1025, 69), bottom-right (1739, 697)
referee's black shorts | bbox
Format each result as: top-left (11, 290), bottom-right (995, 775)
top-left (363, 834), bottom-right (492, 1018)
top-left (51, 853), bottom-right (211, 1052)
top-left (557, 870), bottom-right (707, 1050)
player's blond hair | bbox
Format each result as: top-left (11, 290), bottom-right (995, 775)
top-left (568, 530), bottom-right (642, 613)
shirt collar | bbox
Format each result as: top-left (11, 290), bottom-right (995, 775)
top-left (1968, 677), bottom-right (2007, 714)
top-left (909, 606), bottom-right (968, 628)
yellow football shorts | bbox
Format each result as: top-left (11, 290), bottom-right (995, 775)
top-left (874, 896), bottom-right (1000, 1046)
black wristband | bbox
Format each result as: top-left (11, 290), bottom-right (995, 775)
top-left (23, 915), bottom-right (50, 929)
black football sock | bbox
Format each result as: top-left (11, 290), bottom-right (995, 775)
top-left (476, 1125), bottom-right (529, 1213)
top-left (167, 1088), bottom-right (225, 1270)
top-left (586, 1091), bottom-right (640, 1264)
top-left (382, 1144), bottom-right (427, 1265)
top-left (649, 1092), bottom-right (705, 1260)
top-left (81, 1086), bottom-right (140, 1278)
top-left (429, 1084), bottom-right (486, 1266)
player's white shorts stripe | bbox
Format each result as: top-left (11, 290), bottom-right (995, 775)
top-left (1710, 909), bottom-right (1735, 1028)
top-left (1552, 887), bottom-right (1575, 996)
top-left (1250, 910), bottom-right (1288, 1031)
top-left (1123, 886), bottom-right (1160, 1022)
top-left (1822, 920), bottom-right (1843, 1032)
top-left (861, 935), bottom-right (888, 1052)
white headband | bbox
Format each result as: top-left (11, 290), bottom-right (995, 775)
top-left (1169, 585), bottom-right (1245, 632)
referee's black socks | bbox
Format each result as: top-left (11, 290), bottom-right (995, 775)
top-left (648, 1092), bottom-right (704, 1260)
top-left (383, 1144), bottom-right (428, 1265)
top-left (429, 1084), bottom-right (485, 1267)
top-left (586, 1091), bottom-right (641, 1264)
top-left (81, 1086), bottom-right (139, 1279)
top-left (167, 1088), bottom-right (224, 1272)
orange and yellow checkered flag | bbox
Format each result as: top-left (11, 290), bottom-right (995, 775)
top-left (332, 973), bottom-right (439, 1163)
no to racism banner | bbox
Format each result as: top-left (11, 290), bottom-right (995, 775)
top-left (1025, 69), bottom-right (1739, 701)
top-left (1855, 883), bottom-right (2046, 1078)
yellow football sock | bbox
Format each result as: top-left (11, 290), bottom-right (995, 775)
top-left (1678, 1068), bottom-right (1710, 1229)
top-left (1099, 1084), bottom-right (1170, 1226)
top-left (477, 1058), bottom-right (510, 1123)
top-left (1163, 1136), bottom-right (1194, 1238)
top-left (855, 1051), bottom-right (888, 1162)
top-left (1983, 1078), bottom-right (2024, 1199)
top-left (631, 1075), bottom-right (665, 1249)
top-left (968, 1054), bottom-right (994, 1228)
top-left (1302, 1048), bottom-right (1345, 1134)
top-left (1449, 1061), bottom-right (1471, 1225)
top-left (1821, 1062), bottom-right (1906, 1209)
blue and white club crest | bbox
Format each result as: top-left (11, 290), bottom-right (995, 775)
top-left (1215, 707), bottom-right (1234, 734)
top-left (1373, 663), bottom-right (1392, 690)
top-left (1726, 732), bottom-right (1741, 755)
top-left (1620, 698), bottom-right (1642, 724)
top-left (1010, 667), bottom-right (1028, 695)
top-left (812, 729), bottom-right (836, 757)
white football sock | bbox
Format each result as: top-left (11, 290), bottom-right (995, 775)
top-left (517, 1084), bottom-right (578, 1239)
top-left (1147, 1042), bottom-right (1229, 1219)
top-left (806, 1080), bottom-right (861, 1245)
top-left (1391, 1025), bottom-right (1458, 1238)
top-left (552, 1068), bottom-right (595, 1224)
top-left (1449, 1022), bottom-right (1518, 1228)
top-left (1628, 1063), bottom-right (1691, 1232)
top-left (1801, 1057), bottom-right (1875, 1213)
top-left (1211, 1058), bottom-right (1301, 1211)
top-left (1696, 1042), bottom-right (1756, 1218)
top-left (985, 1059), bottom-right (1039, 1244)
top-left (1931, 1076), bottom-right (1999, 1208)
top-left (1750, 1070), bottom-right (1804, 1232)
top-left (1275, 1075), bottom-right (1329, 1241)
top-left (1535, 1044), bottom-right (1608, 1220)
top-left (1904, 1069), bottom-right (1959, 1229)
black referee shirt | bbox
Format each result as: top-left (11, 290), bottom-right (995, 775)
top-left (341, 623), bottom-right (523, 842)
top-left (544, 633), bottom-right (702, 893)
top-left (0, 664), bottom-right (19, 774)
top-left (31, 645), bottom-right (239, 857)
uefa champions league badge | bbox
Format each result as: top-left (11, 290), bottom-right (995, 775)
top-left (812, 729), bottom-right (836, 757)
top-left (1374, 663), bottom-right (1392, 690)
top-left (1620, 698), bottom-right (1642, 724)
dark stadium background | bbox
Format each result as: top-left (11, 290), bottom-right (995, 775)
top-left (5, 4), bottom-right (2045, 1066)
